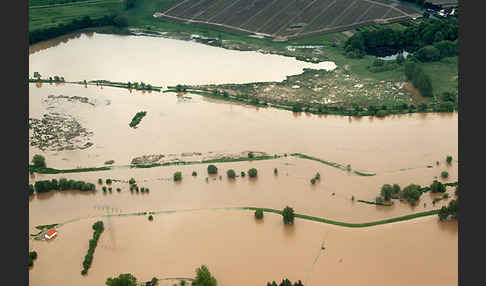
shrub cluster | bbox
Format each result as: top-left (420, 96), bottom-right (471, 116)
top-left (248, 168), bottom-right (258, 178)
top-left (28, 251), bottom-right (38, 268)
top-left (173, 171), bottom-right (182, 181)
top-left (446, 155), bottom-right (453, 164)
top-left (430, 180), bottom-right (446, 193)
top-left (207, 164), bottom-right (218, 174)
top-left (227, 169), bottom-right (236, 179)
top-left (438, 199), bottom-right (458, 221)
top-left (32, 154), bottom-right (46, 168)
top-left (129, 111), bottom-right (147, 128)
top-left (81, 221), bottom-right (104, 275)
top-left (380, 184), bottom-right (393, 201)
top-left (400, 184), bottom-right (423, 205)
top-left (267, 279), bottom-right (304, 286)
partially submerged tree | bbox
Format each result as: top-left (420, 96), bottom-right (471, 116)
top-left (254, 208), bottom-right (264, 219)
top-left (248, 168), bottom-right (258, 178)
top-left (380, 184), bottom-right (393, 201)
top-left (194, 265), bottom-right (217, 286)
top-left (105, 273), bottom-right (137, 286)
top-left (207, 164), bottom-right (218, 174)
top-left (32, 154), bottom-right (46, 168)
top-left (446, 155), bottom-right (453, 164)
top-left (282, 206), bottom-right (295, 225)
top-left (227, 169), bottom-right (236, 179)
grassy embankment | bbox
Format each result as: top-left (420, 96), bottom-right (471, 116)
top-left (357, 200), bottom-right (394, 206)
top-left (28, 78), bottom-right (162, 92)
top-left (35, 223), bottom-right (58, 230)
top-left (28, 153), bottom-right (375, 176)
top-left (35, 207), bottom-right (441, 231)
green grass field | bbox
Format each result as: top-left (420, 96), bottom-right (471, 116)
top-left (29, 0), bottom-right (123, 31)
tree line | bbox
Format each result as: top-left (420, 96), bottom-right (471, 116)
top-left (404, 61), bottom-right (433, 97)
top-left (32, 178), bottom-right (96, 194)
top-left (30, 14), bottom-right (129, 45)
top-left (82, 221), bottom-right (104, 275)
top-left (377, 180), bottom-right (451, 206)
top-left (345, 18), bottom-right (457, 57)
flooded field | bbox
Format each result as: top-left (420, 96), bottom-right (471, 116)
top-left (29, 33), bottom-right (457, 286)
top-left (29, 33), bottom-right (336, 85)
top-left (29, 155), bottom-right (457, 228)
top-left (29, 83), bottom-right (457, 172)
top-left (29, 212), bottom-right (457, 286)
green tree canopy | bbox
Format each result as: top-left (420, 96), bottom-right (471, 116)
top-left (32, 154), bottom-right (46, 168)
top-left (282, 206), bottom-right (295, 225)
top-left (105, 273), bottom-right (137, 286)
top-left (195, 265), bottom-right (217, 286)
top-left (207, 165), bottom-right (218, 174)
top-left (227, 169), bottom-right (236, 179)
top-left (254, 209), bottom-right (264, 219)
top-left (380, 184), bottom-right (393, 201)
top-left (248, 168), bottom-right (258, 178)
top-left (431, 180), bottom-right (446, 193)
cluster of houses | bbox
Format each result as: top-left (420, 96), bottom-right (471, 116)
top-left (425, 4), bottom-right (457, 18)
top-left (436, 7), bottom-right (457, 17)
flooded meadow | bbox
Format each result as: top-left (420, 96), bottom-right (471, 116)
top-left (29, 33), bottom-right (457, 286)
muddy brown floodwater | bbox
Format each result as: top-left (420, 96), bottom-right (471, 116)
top-left (29, 212), bottom-right (457, 286)
top-left (29, 33), bottom-right (336, 85)
top-left (29, 34), bottom-right (457, 286)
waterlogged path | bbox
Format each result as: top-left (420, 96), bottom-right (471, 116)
top-left (33, 206), bottom-right (442, 235)
top-left (30, 152), bottom-right (376, 176)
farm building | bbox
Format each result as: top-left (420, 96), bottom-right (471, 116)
top-left (44, 228), bottom-right (57, 240)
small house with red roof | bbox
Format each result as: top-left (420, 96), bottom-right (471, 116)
top-left (44, 228), bottom-right (57, 240)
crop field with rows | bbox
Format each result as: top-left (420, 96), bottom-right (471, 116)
top-left (156, 0), bottom-right (421, 39)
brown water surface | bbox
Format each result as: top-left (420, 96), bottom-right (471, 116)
top-left (29, 33), bottom-right (336, 85)
top-left (29, 34), bottom-right (457, 286)
top-left (29, 212), bottom-right (457, 286)
top-left (29, 84), bottom-right (458, 173)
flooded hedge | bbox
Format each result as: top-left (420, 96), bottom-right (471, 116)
top-left (33, 179), bottom-right (95, 194)
top-left (81, 221), bottom-right (104, 275)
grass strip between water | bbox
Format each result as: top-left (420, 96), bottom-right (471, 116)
top-left (35, 207), bottom-right (440, 233)
top-left (29, 165), bottom-right (112, 174)
top-left (28, 153), bottom-right (376, 176)
top-left (35, 223), bottom-right (58, 230)
top-left (291, 153), bottom-right (376, 176)
top-left (357, 200), bottom-right (393, 206)
top-left (242, 207), bottom-right (440, 228)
